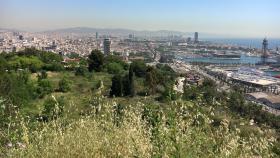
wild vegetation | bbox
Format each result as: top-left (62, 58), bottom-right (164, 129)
top-left (0, 48), bottom-right (279, 157)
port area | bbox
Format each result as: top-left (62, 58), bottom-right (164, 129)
top-left (168, 60), bottom-right (280, 115)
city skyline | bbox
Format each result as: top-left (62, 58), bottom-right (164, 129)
top-left (1, 0), bottom-right (280, 38)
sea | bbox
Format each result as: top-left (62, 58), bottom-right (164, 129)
top-left (202, 38), bottom-right (280, 49)
top-left (178, 38), bottom-right (280, 76)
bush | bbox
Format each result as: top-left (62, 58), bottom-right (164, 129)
top-left (107, 62), bottom-right (123, 74)
top-left (0, 71), bottom-right (35, 105)
top-left (42, 96), bottom-right (65, 120)
top-left (58, 78), bottom-right (71, 92)
top-left (43, 63), bottom-right (64, 71)
top-left (75, 66), bottom-right (88, 76)
top-left (37, 79), bottom-right (53, 98)
top-left (37, 70), bottom-right (48, 81)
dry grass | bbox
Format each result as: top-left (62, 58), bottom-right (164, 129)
top-left (3, 97), bottom-right (278, 158)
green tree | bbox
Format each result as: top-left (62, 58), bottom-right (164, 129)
top-left (107, 62), bottom-right (123, 74)
top-left (130, 60), bottom-right (147, 77)
top-left (200, 78), bottom-right (217, 104)
top-left (146, 66), bottom-right (158, 94)
top-left (110, 74), bottom-right (123, 97)
top-left (88, 49), bottom-right (104, 72)
top-left (228, 91), bottom-right (245, 113)
top-left (128, 66), bottom-right (136, 97)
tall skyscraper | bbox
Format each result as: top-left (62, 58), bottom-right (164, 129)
top-left (261, 38), bottom-right (269, 64)
top-left (103, 38), bottom-right (111, 55)
top-left (194, 32), bottom-right (198, 43)
top-left (96, 32), bottom-right (99, 39)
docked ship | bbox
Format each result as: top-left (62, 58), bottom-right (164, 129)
top-left (212, 52), bottom-right (241, 59)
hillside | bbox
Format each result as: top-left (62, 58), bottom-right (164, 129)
top-left (0, 49), bottom-right (279, 157)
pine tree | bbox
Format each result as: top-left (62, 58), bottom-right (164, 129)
top-left (129, 66), bottom-right (136, 97)
top-left (110, 74), bottom-right (123, 97)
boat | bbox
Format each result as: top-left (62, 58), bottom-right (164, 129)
top-left (212, 52), bottom-right (241, 59)
top-left (274, 75), bottom-right (280, 79)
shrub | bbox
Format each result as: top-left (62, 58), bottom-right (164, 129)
top-left (37, 79), bottom-right (53, 98)
top-left (42, 96), bottom-right (65, 120)
top-left (58, 78), bottom-right (71, 92)
top-left (75, 66), bottom-right (88, 76)
top-left (106, 62), bottom-right (123, 74)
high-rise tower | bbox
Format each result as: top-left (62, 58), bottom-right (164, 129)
top-left (103, 38), bottom-right (111, 55)
top-left (194, 32), bottom-right (198, 43)
top-left (261, 38), bottom-right (269, 64)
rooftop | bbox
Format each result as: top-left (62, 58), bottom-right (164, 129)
top-left (247, 92), bottom-right (280, 104)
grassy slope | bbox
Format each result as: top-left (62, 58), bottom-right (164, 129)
top-left (4, 71), bottom-right (280, 157)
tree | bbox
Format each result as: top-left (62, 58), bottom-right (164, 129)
top-left (130, 60), bottom-right (147, 77)
top-left (200, 78), bottom-right (217, 104)
top-left (88, 50), bottom-right (104, 72)
top-left (110, 74), bottom-right (123, 97)
top-left (146, 66), bottom-right (158, 94)
top-left (128, 66), bottom-right (135, 97)
top-left (58, 78), bottom-right (71, 92)
top-left (228, 91), bottom-right (245, 113)
top-left (107, 62), bottom-right (123, 74)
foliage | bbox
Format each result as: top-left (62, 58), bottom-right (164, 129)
top-left (37, 70), bottom-right (48, 81)
top-left (200, 78), bottom-right (217, 104)
top-left (106, 62), bottom-right (123, 74)
top-left (37, 79), bottom-right (53, 98)
top-left (128, 66), bottom-right (135, 97)
top-left (104, 55), bottom-right (128, 69)
top-left (160, 85), bottom-right (178, 102)
top-left (42, 96), bottom-right (65, 120)
top-left (8, 56), bottom-right (43, 72)
top-left (184, 85), bottom-right (199, 100)
top-left (110, 66), bottom-right (136, 97)
top-left (130, 60), bottom-right (147, 77)
top-left (88, 49), bottom-right (104, 72)
top-left (110, 74), bottom-right (123, 97)
top-left (4, 99), bottom-right (278, 157)
top-left (58, 78), bottom-right (71, 92)
top-left (2, 48), bottom-right (63, 72)
top-left (146, 66), bottom-right (158, 94)
top-left (75, 65), bottom-right (88, 76)
top-left (0, 71), bottom-right (35, 105)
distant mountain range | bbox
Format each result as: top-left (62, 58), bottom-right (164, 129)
top-left (0, 27), bottom-right (227, 38)
top-left (42, 27), bottom-right (191, 37)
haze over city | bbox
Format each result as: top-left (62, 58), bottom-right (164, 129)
top-left (1, 0), bottom-right (280, 38)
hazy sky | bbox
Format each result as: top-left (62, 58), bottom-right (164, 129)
top-left (1, 0), bottom-right (279, 38)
